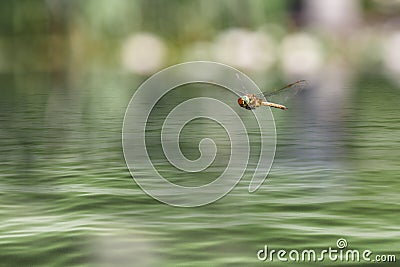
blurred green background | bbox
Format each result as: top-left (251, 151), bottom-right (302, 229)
top-left (1, 0), bottom-right (399, 266)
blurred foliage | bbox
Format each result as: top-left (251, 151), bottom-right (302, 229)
top-left (0, 1), bottom-right (282, 80)
top-left (1, 0), bottom-right (400, 83)
top-left (0, 0), bottom-right (289, 36)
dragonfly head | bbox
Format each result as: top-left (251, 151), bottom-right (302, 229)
top-left (238, 95), bottom-right (250, 109)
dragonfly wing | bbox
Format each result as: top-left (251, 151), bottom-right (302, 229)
top-left (261, 80), bottom-right (307, 104)
top-left (234, 73), bottom-right (261, 96)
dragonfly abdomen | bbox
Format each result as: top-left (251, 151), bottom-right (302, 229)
top-left (261, 101), bottom-right (288, 110)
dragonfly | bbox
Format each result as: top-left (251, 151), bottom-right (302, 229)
top-left (236, 75), bottom-right (307, 110)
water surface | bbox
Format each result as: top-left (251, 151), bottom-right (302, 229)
top-left (0, 73), bottom-right (399, 266)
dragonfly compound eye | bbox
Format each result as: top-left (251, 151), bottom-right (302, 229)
top-left (238, 97), bottom-right (248, 108)
top-left (242, 95), bottom-right (250, 104)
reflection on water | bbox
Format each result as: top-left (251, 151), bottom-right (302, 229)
top-left (0, 73), bottom-right (399, 266)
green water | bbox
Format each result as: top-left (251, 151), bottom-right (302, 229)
top-left (0, 73), bottom-right (399, 266)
